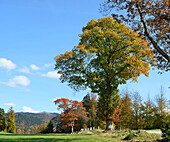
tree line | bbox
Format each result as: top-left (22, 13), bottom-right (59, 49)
top-left (54, 15), bottom-right (169, 141)
top-left (0, 107), bottom-right (16, 133)
top-left (53, 87), bottom-right (169, 133)
top-left (0, 108), bottom-right (55, 134)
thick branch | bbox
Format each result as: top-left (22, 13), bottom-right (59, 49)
top-left (136, 3), bottom-right (170, 62)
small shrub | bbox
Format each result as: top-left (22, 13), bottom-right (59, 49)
top-left (124, 133), bottom-right (136, 140)
top-left (112, 136), bottom-right (117, 138)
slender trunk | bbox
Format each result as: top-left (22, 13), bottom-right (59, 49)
top-left (71, 124), bottom-right (73, 133)
top-left (93, 103), bottom-right (95, 130)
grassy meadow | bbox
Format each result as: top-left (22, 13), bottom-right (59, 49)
top-left (0, 130), bottom-right (162, 142)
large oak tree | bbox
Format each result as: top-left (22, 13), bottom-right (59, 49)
top-left (55, 17), bottom-right (155, 130)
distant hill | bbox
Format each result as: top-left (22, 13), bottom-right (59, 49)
top-left (15, 112), bottom-right (59, 123)
top-left (15, 112), bottom-right (59, 133)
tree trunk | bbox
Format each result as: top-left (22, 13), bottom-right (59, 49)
top-left (106, 119), bottom-right (114, 130)
top-left (71, 124), bottom-right (74, 133)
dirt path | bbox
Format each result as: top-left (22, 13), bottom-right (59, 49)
top-left (146, 131), bottom-right (162, 134)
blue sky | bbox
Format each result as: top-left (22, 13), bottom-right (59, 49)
top-left (0, 0), bottom-right (169, 113)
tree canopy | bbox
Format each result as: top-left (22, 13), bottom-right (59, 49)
top-left (55, 17), bottom-right (155, 130)
top-left (0, 108), bottom-right (5, 131)
top-left (101, 0), bottom-right (170, 71)
top-left (54, 98), bottom-right (89, 132)
top-left (7, 107), bottom-right (16, 133)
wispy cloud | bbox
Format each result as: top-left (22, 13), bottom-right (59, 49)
top-left (4, 103), bottom-right (16, 107)
top-left (44, 63), bottom-right (53, 68)
top-left (0, 76), bottom-right (30, 87)
top-left (22, 106), bottom-right (39, 113)
top-left (18, 67), bottom-right (31, 74)
top-left (30, 64), bottom-right (40, 71)
top-left (0, 58), bottom-right (16, 70)
top-left (41, 71), bottom-right (61, 79)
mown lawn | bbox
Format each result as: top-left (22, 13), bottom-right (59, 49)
top-left (0, 130), bottom-right (162, 142)
top-left (0, 132), bottom-right (122, 142)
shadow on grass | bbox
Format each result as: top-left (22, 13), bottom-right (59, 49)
top-left (0, 138), bottom-right (60, 142)
top-left (0, 133), bottom-right (69, 136)
top-left (0, 137), bottom-right (85, 142)
top-left (0, 133), bottom-right (95, 142)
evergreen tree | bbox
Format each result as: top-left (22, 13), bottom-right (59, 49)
top-left (120, 93), bottom-right (133, 129)
top-left (82, 93), bottom-right (91, 128)
top-left (154, 87), bottom-right (168, 129)
top-left (142, 95), bottom-right (155, 129)
top-left (45, 120), bottom-right (53, 133)
top-left (161, 114), bottom-right (170, 142)
top-left (0, 108), bottom-right (6, 131)
top-left (6, 107), bottom-right (16, 133)
top-left (82, 93), bottom-right (98, 129)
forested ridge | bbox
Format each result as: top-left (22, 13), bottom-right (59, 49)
top-left (14, 112), bottom-right (59, 133)
top-left (15, 112), bottom-right (59, 123)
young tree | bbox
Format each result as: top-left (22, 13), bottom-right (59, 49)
top-left (6, 107), bottom-right (16, 133)
top-left (41, 120), bottom-right (53, 133)
top-left (54, 98), bottom-right (89, 133)
top-left (131, 92), bottom-right (144, 130)
top-left (0, 108), bottom-right (6, 131)
top-left (101, 0), bottom-right (170, 71)
top-left (82, 93), bottom-right (91, 128)
top-left (161, 114), bottom-right (170, 142)
top-left (82, 93), bottom-right (98, 129)
top-left (119, 92), bottom-right (133, 129)
top-left (142, 95), bottom-right (155, 129)
top-left (55, 17), bottom-right (155, 130)
top-left (154, 87), bottom-right (168, 128)
top-left (38, 123), bottom-right (48, 133)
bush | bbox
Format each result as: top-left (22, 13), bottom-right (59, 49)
top-left (124, 133), bottom-right (136, 140)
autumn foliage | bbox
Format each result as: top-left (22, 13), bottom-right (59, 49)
top-left (55, 17), bottom-right (155, 130)
top-left (101, 0), bottom-right (170, 71)
top-left (6, 107), bottom-right (16, 133)
top-left (54, 98), bottom-right (89, 132)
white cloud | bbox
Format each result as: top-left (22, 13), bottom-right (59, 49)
top-left (44, 63), bottom-right (53, 68)
top-left (0, 76), bottom-right (30, 87)
top-left (0, 58), bottom-right (16, 70)
top-left (30, 64), bottom-right (40, 71)
top-left (18, 67), bottom-right (30, 74)
top-left (22, 106), bottom-right (39, 113)
top-left (4, 103), bottom-right (16, 107)
top-left (41, 71), bottom-right (61, 79)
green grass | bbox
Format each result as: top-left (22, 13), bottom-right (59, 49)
top-left (0, 132), bottom-right (123, 142)
top-left (0, 130), bottom-right (162, 142)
